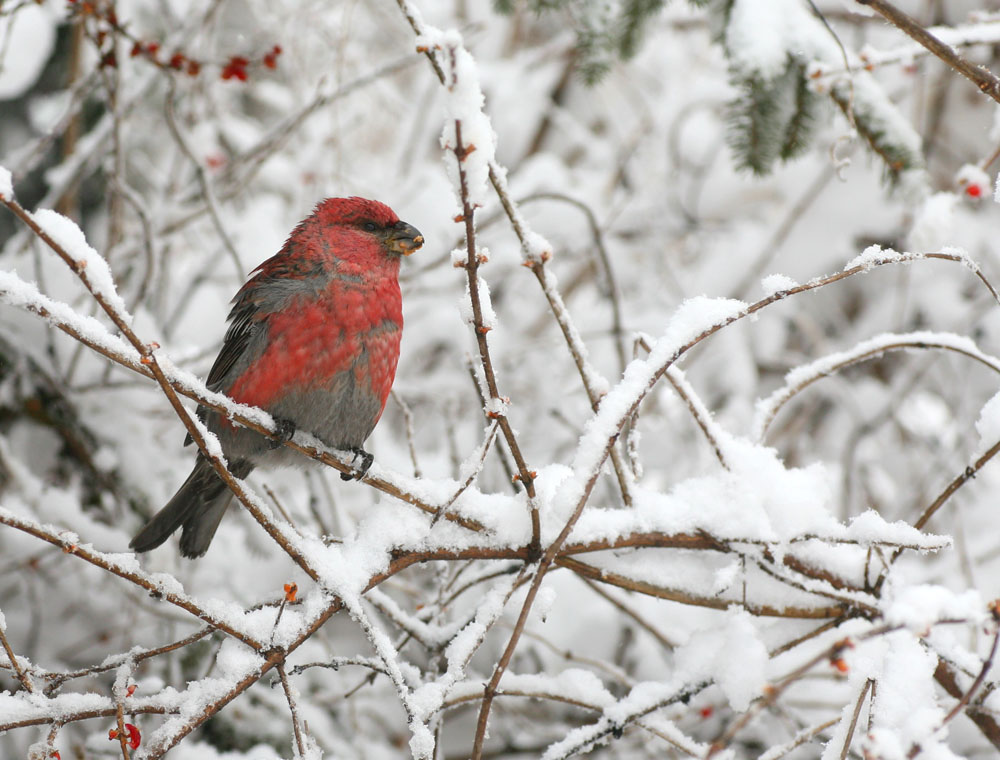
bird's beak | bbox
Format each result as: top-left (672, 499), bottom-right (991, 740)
top-left (386, 222), bottom-right (424, 256)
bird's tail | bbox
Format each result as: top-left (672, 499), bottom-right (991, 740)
top-left (130, 457), bottom-right (253, 558)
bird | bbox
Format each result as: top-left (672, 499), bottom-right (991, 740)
top-left (130, 197), bottom-right (423, 558)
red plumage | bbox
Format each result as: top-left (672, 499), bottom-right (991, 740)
top-left (131, 197), bottom-right (423, 557)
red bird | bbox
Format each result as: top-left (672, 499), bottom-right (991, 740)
top-left (131, 197), bottom-right (423, 557)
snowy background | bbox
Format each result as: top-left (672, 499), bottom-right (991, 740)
top-left (3, 0), bottom-right (1000, 758)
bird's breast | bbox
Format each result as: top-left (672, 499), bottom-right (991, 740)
top-left (226, 277), bottom-right (402, 413)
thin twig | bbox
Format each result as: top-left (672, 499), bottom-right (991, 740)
top-left (839, 679), bottom-right (873, 759)
top-left (450, 110), bottom-right (540, 548)
top-left (277, 663), bottom-right (307, 758)
top-left (857, 0), bottom-right (1000, 102)
top-left (0, 621), bottom-right (33, 693)
top-left (391, 390), bottom-right (423, 478)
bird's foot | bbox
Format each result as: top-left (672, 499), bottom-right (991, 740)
top-left (268, 418), bottom-right (296, 450)
top-left (341, 447), bottom-right (373, 481)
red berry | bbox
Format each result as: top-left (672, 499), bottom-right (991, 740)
top-left (124, 724), bottom-right (141, 750)
top-left (966, 184), bottom-right (983, 198)
top-left (221, 56), bottom-right (249, 81)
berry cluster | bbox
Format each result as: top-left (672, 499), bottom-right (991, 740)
top-left (67, 0), bottom-right (281, 82)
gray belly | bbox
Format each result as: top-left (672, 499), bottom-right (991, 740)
top-left (209, 367), bottom-right (382, 466)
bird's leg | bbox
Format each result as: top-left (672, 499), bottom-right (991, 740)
top-left (268, 418), bottom-right (297, 450)
top-left (340, 447), bottom-right (374, 481)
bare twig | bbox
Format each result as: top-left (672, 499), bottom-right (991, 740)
top-left (276, 664), bottom-right (307, 758)
top-left (839, 678), bottom-right (873, 759)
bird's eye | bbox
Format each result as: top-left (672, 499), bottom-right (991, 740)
top-left (363, 222), bottom-right (378, 232)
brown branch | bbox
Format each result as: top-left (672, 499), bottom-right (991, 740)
top-left (872, 433), bottom-right (1000, 597)
top-left (277, 663), bottom-right (307, 758)
top-left (113, 700), bottom-right (131, 760)
top-left (757, 337), bottom-right (1000, 441)
top-left (939, 625), bottom-right (1000, 727)
top-left (840, 679), bottom-right (873, 760)
top-left (41, 626), bottom-right (215, 692)
top-left (0, 510), bottom-right (263, 649)
top-left (0, 704), bottom-right (173, 732)
top-left (857, 0), bottom-right (1000, 103)
top-left (934, 659), bottom-right (1000, 750)
top-left (557, 556), bottom-right (848, 619)
top-left (450, 110), bottom-right (540, 547)
top-left (0, 623), bottom-right (34, 694)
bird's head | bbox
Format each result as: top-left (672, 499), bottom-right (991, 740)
top-left (315, 197), bottom-right (424, 257)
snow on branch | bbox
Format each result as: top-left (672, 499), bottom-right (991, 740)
top-left (753, 330), bottom-right (1000, 442)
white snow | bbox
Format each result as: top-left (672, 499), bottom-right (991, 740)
top-left (882, 583), bottom-right (985, 632)
top-left (955, 163), bottom-right (990, 197)
top-left (0, 5), bottom-right (57, 100)
top-left (977, 390), bottom-right (1000, 453)
top-left (908, 192), bottom-right (958, 251)
top-left (676, 608), bottom-right (767, 712)
top-left (0, 165), bottom-right (12, 200)
top-left (753, 330), bottom-right (1000, 442)
top-left (29, 209), bottom-right (132, 324)
top-left (761, 273), bottom-right (798, 295)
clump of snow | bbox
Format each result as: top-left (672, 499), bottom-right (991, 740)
top-left (760, 273), bottom-right (798, 295)
top-left (534, 585), bottom-right (557, 623)
top-left (845, 244), bottom-right (911, 271)
top-left (430, 29), bottom-right (498, 210)
top-left (0, 5), bottom-right (56, 100)
top-left (864, 631), bottom-right (953, 758)
top-left (676, 608), bottom-right (767, 711)
top-left (408, 723), bottom-right (435, 759)
top-left (976, 390), bottom-right (1000, 453)
top-left (712, 561), bottom-right (741, 594)
top-left (0, 269), bottom-right (139, 364)
top-left (458, 276), bottom-right (496, 330)
top-left (907, 192), bottom-right (958, 251)
top-left (29, 209), bottom-right (132, 323)
top-left (483, 395), bottom-right (510, 418)
top-left (215, 638), bottom-right (264, 680)
top-left (725, 0), bottom-right (794, 80)
top-left (845, 511), bottom-right (948, 550)
top-left (522, 229), bottom-right (553, 263)
top-left (0, 165), bottom-right (12, 199)
top-left (882, 583), bottom-right (985, 631)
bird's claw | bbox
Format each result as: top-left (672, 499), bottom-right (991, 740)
top-left (340, 447), bottom-right (373, 481)
top-left (268, 418), bottom-right (296, 450)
